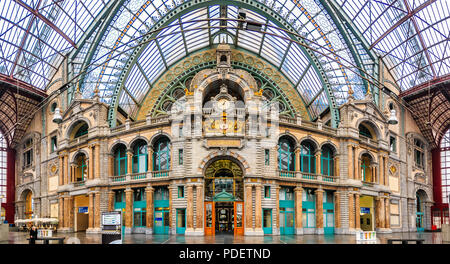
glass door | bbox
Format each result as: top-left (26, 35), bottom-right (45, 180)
top-left (263, 209), bottom-right (272, 234)
top-left (154, 208), bottom-right (170, 234)
top-left (416, 212), bottom-right (424, 232)
top-left (176, 209), bottom-right (186, 234)
top-left (234, 202), bottom-right (244, 235)
top-left (205, 202), bottom-right (215, 235)
top-left (280, 207), bottom-right (294, 235)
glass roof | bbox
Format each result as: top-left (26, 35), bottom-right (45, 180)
top-left (76, 0), bottom-right (369, 120)
top-left (0, 0), bottom-right (107, 89)
top-left (336, 0), bottom-right (450, 90)
top-left (1, 0), bottom-right (448, 121)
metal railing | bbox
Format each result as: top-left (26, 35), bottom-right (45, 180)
top-left (278, 170), bottom-right (296, 178)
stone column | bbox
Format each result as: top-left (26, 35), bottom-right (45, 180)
top-left (64, 154), bottom-right (69, 185)
top-left (146, 186), bottom-right (154, 232)
top-left (89, 146), bottom-right (94, 180)
top-left (196, 184), bottom-right (203, 230)
top-left (108, 191), bottom-right (115, 212)
top-left (109, 155), bottom-right (115, 176)
top-left (334, 155), bottom-right (340, 177)
top-left (168, 187), bottom-right (173, 229)
top-left (95, 191), bottom-right (101, 228)
top-left (348, 193), bottom-right (354, 229)
top-left (379, 196), bottom-right (385, 228)
top-left (385, 197), bottom-right (390, 229)
top-left (315, 152), bottom-right (321, 175)
top-left (245, 185), bottom-right (253, 230)
top-left (186, 185), bottom-right (194, 230)
top-left (315, 189), bottom-right (324, 231)
top-left (348, 146), bottom-right (353, 179)
top-left (255, 184), bottom-right (262, 229)
top-left (358, 159), bottom-right (362, 181)
top-left (63, 196), bottom-right (70, 228)
top-left (95, 144), bottom-right (100, 179)
top-left (148, 148), bottom-right (154, 172)
top-left (375, 197), bottom-right (381, 228)
top-left (88, 192), bottom-right (94, 229)
top-left (59, 156), bottom-right (64, 185)
top-left (295, 148), bottom-right (300, 171)
top-left (58, 197), bottom-right (64, 229)
top-left (294, 187), bottom-right (303, 233)
top-left (68, 196), bottom-right (74, 229)
top-left (354, 147), bottom-right (358, 180)
top-left (334, 191), bottom-right (341, 229)
top-left (125, 188), bottom-right (133, 231)
top-left (127, 150), bottom-right (133, 174)
top-left (384, 156), bottom-right (389, 187)
top-left (355, 193), bottom-right (360, 230)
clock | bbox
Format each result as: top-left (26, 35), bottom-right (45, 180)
top-left (218, 98), bottom-right (229, 111)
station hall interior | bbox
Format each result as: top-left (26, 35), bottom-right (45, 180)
top-left (0, 0), bottom-right (449, 243)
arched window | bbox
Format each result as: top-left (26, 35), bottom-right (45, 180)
top-left (321, 146), bottom-right (335, 176)
top-left (74, 122), bottom-right (89, 138)
top-left (358, 124), bottom-right (373, 139)
top-left (132, 141), bottom-right (148, 173)
top-left (114, 145), bottom-right (127, 176)
top-left (153, 137), bottom-right (170, 171)
top-left (361, 154), bottom-right (372, 182)
top-left (414, 138), bottom-right (425, 168)
top-left (300, 141), bottom-right (316, 173)
top-left (278, 137), bottom-right (295, 171)
top-left (75, 153), bottom-right (87, 182)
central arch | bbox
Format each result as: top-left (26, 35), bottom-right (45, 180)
top-left (203, 157), bottom-right (245, 236)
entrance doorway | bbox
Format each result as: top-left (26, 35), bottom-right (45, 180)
top-left (204, 201), bottom-right (244, 236)
top-left (215, 202), bottom-right (233, 234)
top-left (360, 196), bottom-right (374, 231)
top-left (204, 159), bottom-right (244, 236)
top-left (416, 193), bottom-right (424, 232)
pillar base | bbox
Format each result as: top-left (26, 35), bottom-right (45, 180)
top-left (185, 228), bottom-right (205, 236)
top-left (86, 228), bottom-right (101, 234)
top-left (57, 227), bottom-right (74, 233)
top-left (124, 227), bottom-right (133, 234)
top-left (315, 228), bottom-right (324, 235)
top-left (145, 228), bottom-right (153, 235)
top-left (295, 228), bottom-right (304, 235)
top-left (375, 228), bottom-right (392, 233)
top-left (244, 228), bottom-right (264, 236)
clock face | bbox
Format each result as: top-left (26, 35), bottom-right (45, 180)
top-left (218, 98), bottom-right (229, 111)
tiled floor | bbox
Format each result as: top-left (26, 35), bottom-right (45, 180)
top-left (1, 230), bottom-right (447, 244)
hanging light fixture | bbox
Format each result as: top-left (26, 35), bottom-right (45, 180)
top-left (388, 109), bottom-right (398, 125)
top-left (52, 107), bottom-right (63, 124)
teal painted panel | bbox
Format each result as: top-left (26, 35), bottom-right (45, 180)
top-left (302, 201), bottom-right (315, 209)
top-left (154, 209), bottom-right (170, 234)
top-left (134, 201), bottom-right (146, 208)
top-left (279, 200), bottom-right (294, 208)
top-left (114, 202), bottom-right (125, 209)
top-left (323, 202), bottom-right (334, 210)
top-left (155, 200), bottom-right (169, 208)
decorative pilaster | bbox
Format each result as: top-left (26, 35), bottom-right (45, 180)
top-left (355, 193), bottom-right (360, 230)
top-left (58, 197), bottom-right (64, 229)
top-left (108, 191), bottom-right (115, 212)
top-left (348, 146), bottom-right (353, 179)
top-left (348, 193), bottom-right (354, 229)
top-left (59, 156), bottom-right (63, 185)
top-left (294, 186), bottom-right (303, 233)
top-left (95, 144), bottom-right (100, 178)
top-left (148, 148), bottom-right (154, 171)
top-left (127, 150), bottom-right (133, 175)
top-left (275, 186), bottom-right (280, 230)
top-left (334, 191), bottom-right (341, 229)
top-left (245, 185), bottom-right (253, 230)
top-left (385, 197), bottom-right (390, 229)
top-left (186, 185), bottom-right (194, 230)
top-left (295, 148), bottom-right (300, 171)
top-left (94, 191), bottom-right (101, 228)
top-left (89, 146), bottom-right (94, 180)
top-left (146, 186), bottom-right (154, 233)
top-left (125, 188), bottom-right (133, 231)
top-left (68, 196), bottom-right (74, 229)
top-left (64, 154), bottom-right (69, 185)
top-left (334, 155), bottom-right (340, 177)
top-left (196, 184), bottom-right (204, 229)
top-left (315, 189), bottom-right (324, 233)
top-left (254, 184), bottom-right (262, 229)
top-left (315, 152), bottom-right (321, 175)
top-left (88, 192), bottom-right (94, 229)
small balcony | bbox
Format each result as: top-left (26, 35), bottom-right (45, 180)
top-left (277, 170), bottom-right (338, 184)
top-left (110, 170), bottom-right (171, 184)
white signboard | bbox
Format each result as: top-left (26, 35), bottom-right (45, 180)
top-left (102, 212), bottom-right (121, 226)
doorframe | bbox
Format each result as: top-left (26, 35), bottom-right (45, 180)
top-left (176, 208), bottom-right (186, 234)
top-left (262, 208), bottom-right (272, 235)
